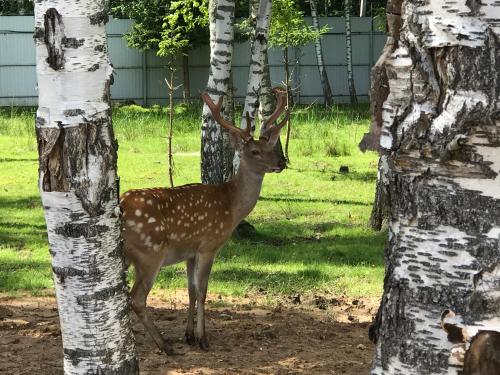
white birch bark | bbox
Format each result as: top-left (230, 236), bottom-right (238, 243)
top-left (239, 0), bottom-right (272, 133)
top-left (34, 1), bottom-right (138, 373)
top-left (370, 1), bottom-right (500, 373)
top-left (201, 0), bottom-right (235, 184)
top-left (232, 0), bottom-right (272, 172)
top-left (344, 0), bottom-right (357, 105)
top-left (310, 0), bottom-right (334, 105)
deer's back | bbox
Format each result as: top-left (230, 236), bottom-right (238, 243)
top-left (120, 185), bottom-right (235, 265)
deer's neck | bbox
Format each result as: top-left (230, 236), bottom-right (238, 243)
top-left (226, 162), bottom-right (264, 227)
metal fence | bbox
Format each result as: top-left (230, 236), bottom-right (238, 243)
top-left (0, 16), bottom-right (386, 106)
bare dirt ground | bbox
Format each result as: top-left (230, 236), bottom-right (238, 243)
top-left (0, 292), bottom-right (378, 374)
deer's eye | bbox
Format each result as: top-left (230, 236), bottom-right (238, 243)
top-left (251, 149), bottom-right (260, 155)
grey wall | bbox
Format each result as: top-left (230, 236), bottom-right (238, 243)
top-left (0, 16), bottom-right (386, 106)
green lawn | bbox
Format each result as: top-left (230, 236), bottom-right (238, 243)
top-left (0, 104), bottom-right (385, 299)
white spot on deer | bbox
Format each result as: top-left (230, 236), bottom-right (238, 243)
top-left (219, 222), bottom-right (224, 229)
top-left (148, 217), bottom-right (157, 224)
top-left (155, 226), bottom-right (160, 232)
top-left (208, 203), bottom-right (212, 208)
top-left (140, 233), bottom-right (145, 240)
top-left (208, 222), bottom-right (212, 227)
top-left (177, 220), bottom-right (182, 225)
top-left (224, 210), bottom-right (229, 215)
top-left (126, 220), bottom-right (136, 226)
top-left (184, 223), bottom-right (190, 228)
top-left (198, 215), bottom-right (204, 221)
top-left (180, 232), bottom-right (186, 238)
top-left (140, 197), bottom-right (145, 202)
top-left (147, 199), bottom-right (153, 205)
top-left (215, 229), bottom-right (219, 234)
top-left (137, 222), bottom-right (144, 229)
top-left (153, 244), bottom-right (160, 252)
top-left (124, 192), bottom-right (131, 197)
top-left (135, 209), bottom-right (142, 217)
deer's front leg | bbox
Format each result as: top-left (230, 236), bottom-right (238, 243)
top-left (195, 252), bottom-right (215, 351)
top-left (185, 256), bottom-right (196, 345)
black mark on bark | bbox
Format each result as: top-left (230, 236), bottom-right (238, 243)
top-left (62, 37), bottom-right (85, 48)
top-left (89, 11), bottom-right (109, 25)
top-left (44, 8), bottom-right (65, 70)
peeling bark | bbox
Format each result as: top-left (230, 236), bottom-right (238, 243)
top-left (201, 0), bottom-right (235, 184)
top-left (370, 1), bottom-right (500, 374)
top-left (34, 1), bottom-right (138, 373)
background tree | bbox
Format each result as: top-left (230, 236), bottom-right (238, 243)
top-left (110, 0), bottom-right (209, 103)
top-left (269, 0), bottom-right (326, 160)
top-left (201, 0), bottom-right (236, 184)
top-left (344, 0), bottom-right (357, 105)
top-left (34, 0), bottom-right (138, 373)
top-left (309, 0), bottom-right (334, 105)
top-left (368, 0), bottom-right (500, 373)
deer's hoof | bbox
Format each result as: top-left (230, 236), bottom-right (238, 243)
top-left (199, 336), bottom-right (209, 351)
top-left (185, 331), bottom-right (196, 346)
top-left (161, 342), bottom-right (175, 356)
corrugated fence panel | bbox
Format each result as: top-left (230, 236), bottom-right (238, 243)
top-left (0, 16), bottom-right (386, 106)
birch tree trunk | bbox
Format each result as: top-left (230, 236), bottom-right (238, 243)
top-left (34, 1), bottom-right (138, 374)
top-left (359, 0), bottom-right (401, 231)
top-left (201, 0), bottom-right (235, 184)
top-left (239, 0), bottom-right (272, 134)
top-left (370, 1), bottom-right (500, 374)
top-left (310, 0), bottom-right (334, 106)
top-left (344, 0), bottom-right (357, 105)
top-left (232, 0), bottom-right (274, 173)
top-left (222, 72), bottom-right (235, 181)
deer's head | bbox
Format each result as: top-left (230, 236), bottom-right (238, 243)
top-left (202, 89), bottom-right (289, 174)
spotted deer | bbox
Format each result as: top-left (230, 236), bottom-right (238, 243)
top-left (120, 89), bottom-right (289, 354)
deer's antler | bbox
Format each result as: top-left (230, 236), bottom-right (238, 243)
top-left (260, 88), bottom-right (289, 141)
top-left (202, 92), bottom-right (252, 142)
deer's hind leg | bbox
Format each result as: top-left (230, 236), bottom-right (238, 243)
top-left (130, 257), bottom-right (174, 355)
top-left (185, 256), bottom-right (197, 345)
top-left (194, 252), bottom-right (215, 351)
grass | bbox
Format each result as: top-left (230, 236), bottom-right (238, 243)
top-left (0, 103), bottom-right (385, 300)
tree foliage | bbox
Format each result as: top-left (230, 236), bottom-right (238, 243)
top-left (158, 0), bottom-right (209, 57)
top-left (110, 0), bottom-right (170, 51)
top-left (269, 0), bottom-right (327, 49)
top-left (110, 0), bottom-right (209, 57)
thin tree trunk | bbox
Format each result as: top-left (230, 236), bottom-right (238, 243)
top-left (344, 0), bottom-right (357, 105)
top-left (310, 0), bottom-right (334, 106)
top-left (166, 64), bottom-right (175, 187)
top-left (283, 47), bottom-right (292, 162)
top-left (34, 1), bottom-right (138, 373)
top-left (370, 1), bottom-right (500, 374)
top-left (359, 0), bottom-right (366, 17)
top-left (182, 53), bottom-right (190, 104)
top-left (201, 0), bottom-right (235, 184)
